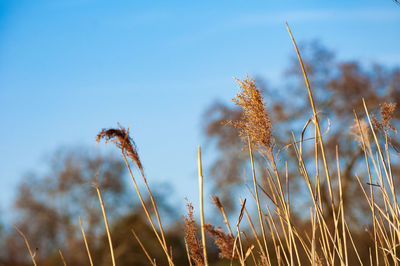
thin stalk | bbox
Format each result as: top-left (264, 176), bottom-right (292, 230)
top-left (293, 133), bottom-right (345, 264)
top-left (363, 99), bottom-right (397, 216)
top-left (236, 199), bottom-right (247, 265)
top-left (14, 225), bottom-right (38, 266)
top-left (265, 205), bottom-right (289, 265)
top-left (286, 23), bottom-right (336, 220)
top-left (184, 239), bottom-right (193, 266)
top-left (268, 153), bottom-right (299, 265)
top-left (311, 208), bottom-right (317, 266)
top-left (345, 222), bottom-right (363, 265)
top-left (212, 195), bottom-right (233, 236)
top-left (240, 198), bottom-right (270, 264)
top-left (95, 185), bottom-right (116, 266)
top-left (138, 169), bottom-right (168, 251)
top-left (236, 226), bottom-right (245, 266)
top-left (59, 249), bottom-right (67, 266)
top-left (198, 146), bottom-right (209, 266)
top-left (122, 154), bottom-right (173, 265)
top-left (131, 229), bottom-right (156, 266)
top-left (354, 111), bottom-right (379, 265)
top-left (336, 146), bottom-right (347, 266)
top-left (315, 118), bottom-right (322, 211)
top-left (248, 136), bottom-right (269, 257)
top-left (79, 217), bottom-right (94, 266)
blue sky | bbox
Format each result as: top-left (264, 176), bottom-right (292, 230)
top-left (0, 0), bottom-right (399, 221)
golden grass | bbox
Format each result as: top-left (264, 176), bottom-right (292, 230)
top-left (198, 146), bottom-right (209, 266)
top-left (16, 23), bottom-right (400, 266)
top-left (79, 217), bottom-right (94, 266)
top-left (97, 125), bottom-right (174, 265)
top-left (93, 182), bottom-right (116, 266)
top-left (89, 25), bottom-right (400, 265)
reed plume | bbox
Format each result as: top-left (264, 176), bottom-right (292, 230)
top-left (96, 125), bottom-right (144, 175)
top-left (210, 195), bottom-right (223, 212)
top-left (204, 224), bottom-right (236, 260)
top-left (351, 119), bottom-right (372, 154)
top-left (97, 125), bottom-right (172, 265)
top-left (228, 76), bottom-right (272, 152)
top-left (372, 102), bottom-right (397, 132)
top-left (184, 202), bottom-right (204, 266)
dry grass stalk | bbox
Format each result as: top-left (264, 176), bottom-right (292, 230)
top-left (14, 224), bottom-right (38, 266)
top-left (15, 24), bottom-right (399, 266)
top-left (264, 205), bottom-right (286, 264)
top-left (354, 111), bottom-right (379, 265)
top-left (248, 136), bottom-right (270, 261)
top-left (235, 199), bottom-right (248, 265)
top-left (123, 154), bottom-right (172, 265)
top-left (184, 202), bottom-right (204, 266)
top-left (79, 217), bottom-right (94, 266)
top-left (244, 244), bottom-right (255, 262)
top-left (336, 146), bottom-right (347, 266)
top-left (93, 183), bottom-right (116, 266)
top-left (240, 197), bottom-right (269, 264)
top-left (291, 132), bottom-right (344, 264)
top-left (211, 195), bottom-right (234, 236)
top-left (197, 146), bottom-right (209, 266)
top-left (363, 99), bottom-right (398, 213)
top-left (184, 239), bottom-right (194, 266)
top-left (363, 99), bottom-right (400, 264)
top-left (285, 24), bottom-right (355, 265)
top-left (59, 249), bottom-right (67, 266)
top-left (286, 23), bottom-right (336, 225)
top-left (131, 229), bottom-right (156, 266)
top-left (97, 125), bottom-right (172, 265)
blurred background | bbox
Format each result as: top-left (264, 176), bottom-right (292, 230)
top-left (0, 0), bottom-right (399, 265)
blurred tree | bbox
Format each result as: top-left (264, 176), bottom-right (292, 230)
top-left (204, 41), bottom-right (400, 222)
top-left (1, 148), bottom-right (129, 265)
top-left (0, 147), bottom-right (196, 265)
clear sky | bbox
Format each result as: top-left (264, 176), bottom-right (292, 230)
top-left (0, 0), bottom-right (399, 220)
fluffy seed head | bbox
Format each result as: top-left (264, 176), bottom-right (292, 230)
top-left (184, 202), bottom-right (204, 266)
top-left (228, 76), bottom-right (272, 152)
top-left (96, 125), bottom-right (144, 175)
top-left (204, 224), bottom-right (236, 260)
top-left (372, 102), bottom-right (397, 132)
top-left (211, 195), bottom-right (223, 212)
top-left (381, 102), bottom-right (397, 131)
top-left (351, 119), bottom-right (372, 154)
